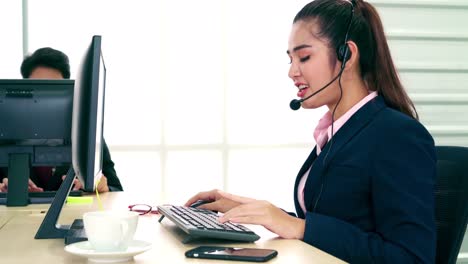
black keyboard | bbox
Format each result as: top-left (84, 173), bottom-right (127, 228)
top-left (0, 190), bottom-right (82, 205)
top-left (0, 190), bottom-right (82, 198)
top-left (157, 205), bottom-right (260, 243)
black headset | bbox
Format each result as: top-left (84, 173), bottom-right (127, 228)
top-left (336, 0), bottom-right (356, 65)
top-left (312, 0), bottom-right (356, 213)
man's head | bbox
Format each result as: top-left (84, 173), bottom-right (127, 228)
top-left (20, 47), bottom-right (70, 79)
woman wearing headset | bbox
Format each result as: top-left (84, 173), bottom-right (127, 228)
top-left (186, 0), bottom-right (436, 263)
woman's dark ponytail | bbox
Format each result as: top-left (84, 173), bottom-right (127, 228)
top-left (359, 1), bottom-right (418, 119)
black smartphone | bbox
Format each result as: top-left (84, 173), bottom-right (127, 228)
top-left (185, 246), bottom-right (278, 262)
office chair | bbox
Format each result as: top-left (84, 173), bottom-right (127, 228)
top-left (435, 146), bottom-right (468, 264)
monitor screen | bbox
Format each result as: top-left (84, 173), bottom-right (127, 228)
top-left (0, 79), bottom-right (74, 206)
top-left (72, 35), bottom-right (106, 192)
top-left (35, 35), bottom-right (108, 241)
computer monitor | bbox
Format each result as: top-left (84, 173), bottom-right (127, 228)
top-left (35, 35), bottom-right (107, 241)
top-left (72, 35), bottom-right (106, 192)
top-left (0, 79), bottom-right (74, 206)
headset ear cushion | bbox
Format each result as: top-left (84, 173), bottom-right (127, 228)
top-left (337, 44), bottom-right (351, 62)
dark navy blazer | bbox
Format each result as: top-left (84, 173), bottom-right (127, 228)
top-left (294, 96), bottom-right (436, 263)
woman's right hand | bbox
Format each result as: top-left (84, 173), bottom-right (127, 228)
top-left (184, 189), bottom-right (241, 213)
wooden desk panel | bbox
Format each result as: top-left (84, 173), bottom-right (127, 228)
top-left (0, 193), bottom-right (346, 264)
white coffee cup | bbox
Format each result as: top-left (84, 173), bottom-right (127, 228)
top-left (83, 210), bottom-right (139, 252)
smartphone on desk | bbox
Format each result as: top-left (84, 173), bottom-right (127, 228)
top-left (185, 246), bottom-right (278, 262)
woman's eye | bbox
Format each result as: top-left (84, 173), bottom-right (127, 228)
top-left (300, 56), bottom-right (310, 63)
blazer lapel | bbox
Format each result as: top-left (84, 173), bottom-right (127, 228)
top-left (293, 146), bottom-right (318, 218)
top-left (302, 96), bottom-right (387, 211)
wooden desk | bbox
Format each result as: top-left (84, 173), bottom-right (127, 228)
top-left (0, 193), bottom-right (346, 264)
top-left (0, 199), bottom-right (54, 230)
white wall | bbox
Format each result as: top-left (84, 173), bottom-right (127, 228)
top-left (0, 1), bottom-right (23, 78)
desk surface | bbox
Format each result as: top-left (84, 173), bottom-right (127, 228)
top-left (0, 193), bottom-right (346, 264)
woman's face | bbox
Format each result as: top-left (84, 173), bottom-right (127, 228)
top-left (287, 21), bottom-right (341, 109)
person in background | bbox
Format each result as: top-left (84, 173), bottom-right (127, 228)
top-left (185, 0), bottom-right (436, 263)
top-left (0, 47), bottom-right (123, 192)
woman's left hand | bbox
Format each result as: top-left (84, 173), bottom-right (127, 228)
top-left (217, 191), bottom-right (305, 239)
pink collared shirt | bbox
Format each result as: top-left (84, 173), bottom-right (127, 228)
top-left (297, 91), bottom-right (378, 214)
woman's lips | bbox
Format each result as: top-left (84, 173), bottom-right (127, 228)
top-left (297, 87), bottom-right (308, 98)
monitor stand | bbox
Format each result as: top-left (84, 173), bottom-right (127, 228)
top-left (35, 166), bottom-right (75, 239)
top-left (6, 153), bottom-right (30, 206)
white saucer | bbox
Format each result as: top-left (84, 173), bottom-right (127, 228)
top-left (65, 240), bottom-right (152, 263)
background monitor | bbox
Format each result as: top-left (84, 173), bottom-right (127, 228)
top-left (0, 79), bottom-right (74, 206)
top-left (35, 35), bottom-right (107, 241)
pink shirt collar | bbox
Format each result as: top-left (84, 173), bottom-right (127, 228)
top-left (314, 91), bottom-right (378, 155)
